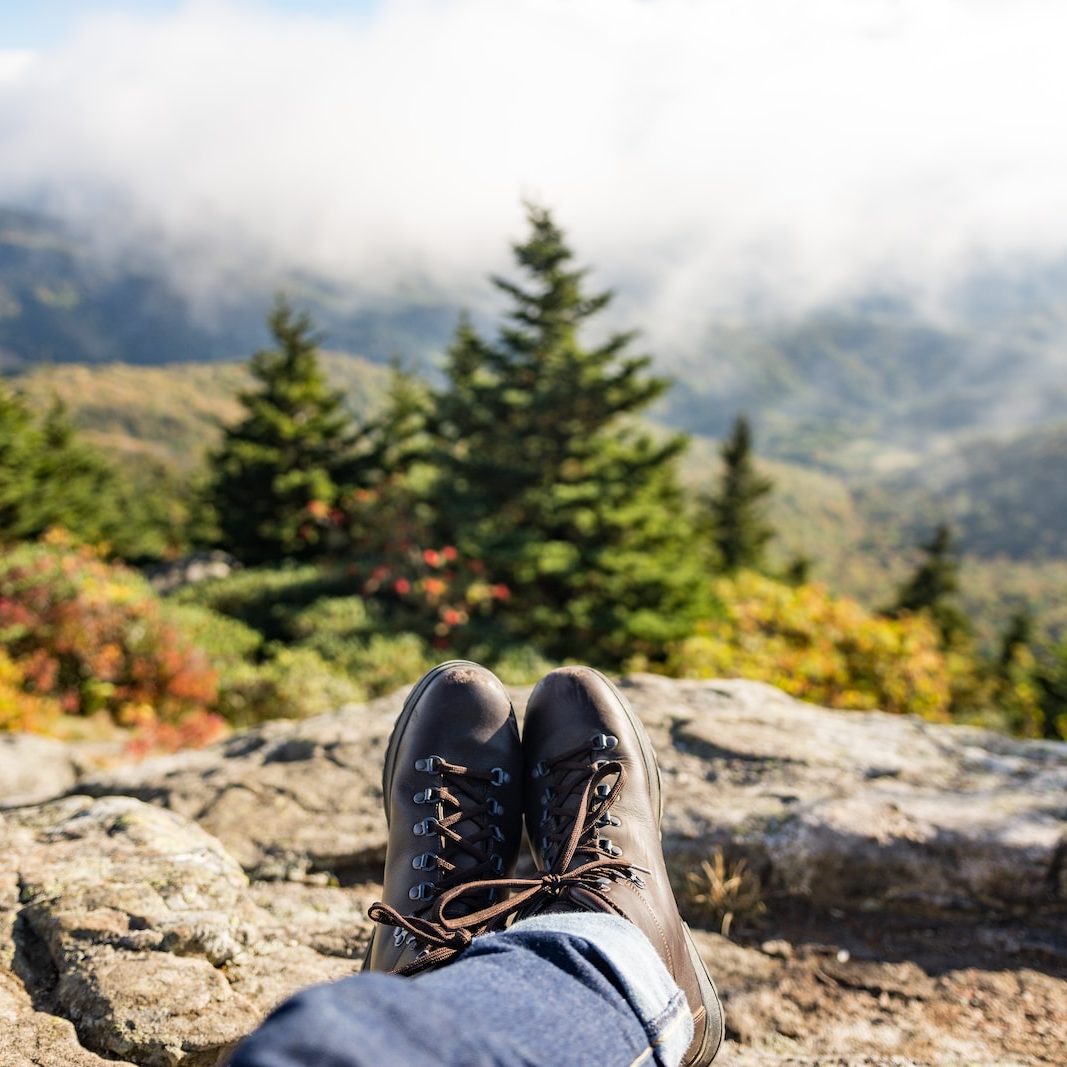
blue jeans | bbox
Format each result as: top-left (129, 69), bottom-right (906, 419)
top-left (231, 913), bottom-right (693, 1067)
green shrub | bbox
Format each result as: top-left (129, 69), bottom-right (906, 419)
top-left (164, 603), bottom-right (264, 666)
top-left (216, 646), bottom-right (362, 726)
top-left (481, 644), bottom-right (555, 685)
top-left (329, 632), bottom-right (435, 699)
top-left (173, 564), bottom-right (336, 636)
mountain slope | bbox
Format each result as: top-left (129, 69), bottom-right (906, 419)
top-left (11, 354), bottom-right (389, 470)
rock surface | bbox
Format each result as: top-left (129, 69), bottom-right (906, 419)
top-left (0, 733), bottom-right (84, 808)
top-left (1, 676), bottom-right (1065, 1065)
top-left (0, 733), bottom-right (125, 809)
top-left (77, 676), bottom-right (1067, 915)
top-left (0, 796), bottom-right (362, 1067)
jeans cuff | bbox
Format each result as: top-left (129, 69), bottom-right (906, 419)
top-left (507, 912), bottom-right (693, 1067)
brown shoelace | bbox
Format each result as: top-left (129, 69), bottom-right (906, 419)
top-left (371, 738), bottom-right (642, 976)
top-left (368, 757), bottom-right (506, 976)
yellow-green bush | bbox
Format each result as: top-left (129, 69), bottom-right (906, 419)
top-left (663, 572), bottom-right (951, 719)
top-left (0, 649), bottom-right (61, 732)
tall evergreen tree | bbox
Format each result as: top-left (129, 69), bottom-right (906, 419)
top-left (210, 298), bottom-right (355, 564)
top-left (892, 522), bottom-right (968, 644)
top-left (704, 415), bottom-right (774, 572)
top-left (430, 204), bottom-right (705, 662)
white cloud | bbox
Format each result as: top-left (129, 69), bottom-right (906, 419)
top-left (0, 50), bottom-right (36, 83)
top-left (1, 0), bottom-right (1066, 333)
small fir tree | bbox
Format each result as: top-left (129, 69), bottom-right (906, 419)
top-left (429, 204), bottom-right (705, 663)
top-left (989, 608), bottom-right (1044, 738)
top-left (0, 388), bottom-right (170, 556)
top-left (28, 400), bottom-right (123, 540)
top-left (705, 415), bottom-right (774, 572)
top-left (1033, 638), bottom-right (1067, 740)
top-left (0, 383), bottom-right (37, 538)
top-left (344, 362), bottom-right (435, 558)
top-left (210, 298), bottom-right (355, 564)
top-left (892, 523), bottom-right (968, 645)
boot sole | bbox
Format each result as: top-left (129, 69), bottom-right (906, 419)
top-left (586, 668), bottom-right (724, 1066)
top-left (682, 922), bottom-right (726, 1065)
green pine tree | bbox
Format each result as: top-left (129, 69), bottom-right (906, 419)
top-left (430, 204), bottom-right (705, 663)
top-left (345, 361), bottom-right (435, 556)
top-left (28, 400), bottom-right (124, 541)
top-left (0, 383), bottom-right (37, 539)
top-left (893, 522), bottom-right (968, 645)
top-left (0, 388), bottom-right (173, 557)
top-left (1033, 637), bottom-right (1067, 740)
top-left (705, 415), bottom-right (774, 572)
top-left (997, 609), bottom-right (1034, 674)
top-left (210, 297), bottom-right (356, 564)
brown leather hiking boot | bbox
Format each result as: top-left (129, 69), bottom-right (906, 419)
top-left (364, 660), bottom-right (523, 975)
top-left (520, 666), bottom-right (724, 1066)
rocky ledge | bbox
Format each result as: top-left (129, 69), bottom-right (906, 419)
top-left (1, 676), bottom-right (1064, 1066)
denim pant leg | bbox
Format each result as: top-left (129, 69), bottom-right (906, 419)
top-left (231, 913), bottom-right (693, 1067)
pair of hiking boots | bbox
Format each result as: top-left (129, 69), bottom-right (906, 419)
top-left (363, 661), bottom-right (723, 1067)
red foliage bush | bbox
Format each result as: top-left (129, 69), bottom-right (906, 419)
top-left (0, 536), bottom-right (219, 740)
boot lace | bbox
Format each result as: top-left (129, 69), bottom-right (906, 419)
top-left (369, 756), bottom-right (509, 976)
top-left (423, 736), bottom-right (646, 944)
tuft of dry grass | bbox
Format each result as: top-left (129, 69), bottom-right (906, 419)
top-left (677, 849), bottom-right (766, 937)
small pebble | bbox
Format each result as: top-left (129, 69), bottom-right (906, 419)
top-left (760, 939), bottom-right (794, 960)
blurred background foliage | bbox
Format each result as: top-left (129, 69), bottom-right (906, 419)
top-left (1, 206), bottom-right (1066, 753)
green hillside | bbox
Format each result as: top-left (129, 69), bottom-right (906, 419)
top-left (658, 304), bottom-right (1067, 469)
top-left (860, 421), bottom-right (1067, 561)
top-left (11, 354), bottom-right (390, 469)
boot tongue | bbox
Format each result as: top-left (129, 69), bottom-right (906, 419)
top-left (430, 784), bottom-right (493, 917)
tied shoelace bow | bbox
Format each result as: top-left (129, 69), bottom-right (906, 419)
top-left (368, 757), bottom-right (506, 976)
top-left (370, 740), bottom-right (644, 976)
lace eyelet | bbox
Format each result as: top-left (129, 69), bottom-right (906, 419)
top-left (491, 854), bottom-right (504, 873)
top-left (409, 882), bottom-right (436, 901)
top-left (414, 755), bottom-right (443, 773)
top-left (490, 767), bottom-right (510, 786)
top-left (413, 818), bottom-right (438, 836)
top-left (591, 734), bottom-right (618, 751)
top-left (412, 852), bottom-right (438, 870)
top-left (531, 760), bottom-right (549, 779)
top-left (413, 787), bottom-right (440, 804)
top-left (486, 798), bottom-right (503, 816)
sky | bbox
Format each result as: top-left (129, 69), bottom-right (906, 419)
top-left (1, 0), bottom-right (1067, 333)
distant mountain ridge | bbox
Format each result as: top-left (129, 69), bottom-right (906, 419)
top-left (0, 206), bottom-right (457, 370)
